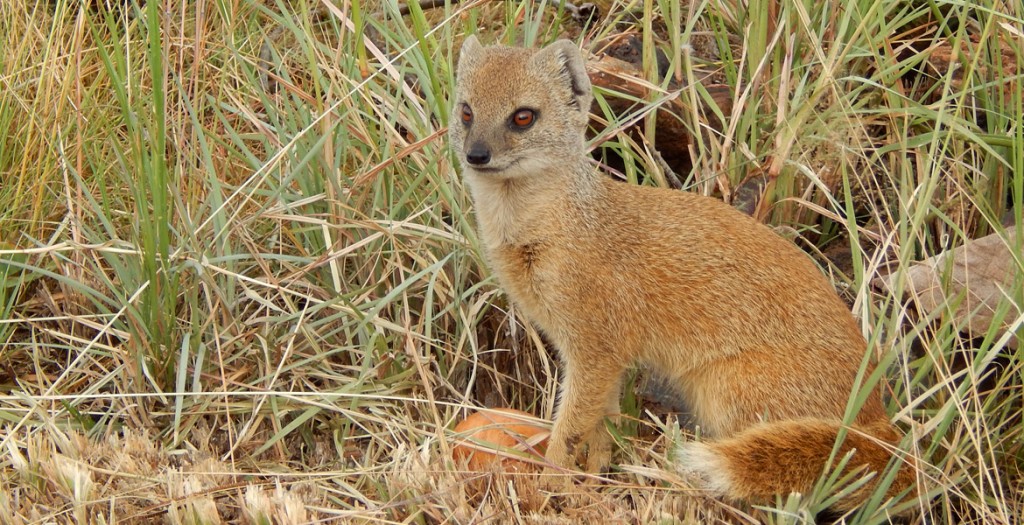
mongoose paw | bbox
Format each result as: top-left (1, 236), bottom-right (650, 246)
top-left (539, 445), bottom-right (578, 493)
top-left (584, 440), bottom-right (612, 474)
top-left (538, 467), bottom-right (575, 493)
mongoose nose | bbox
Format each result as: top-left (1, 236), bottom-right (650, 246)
top-left (466, 145), bottom-right (491, 166)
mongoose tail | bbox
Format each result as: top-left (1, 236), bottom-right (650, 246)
top-left (676, 419), bottom-right (916, 512)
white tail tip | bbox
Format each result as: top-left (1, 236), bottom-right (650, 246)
top-left (674, 442), bottom-right (733, 496)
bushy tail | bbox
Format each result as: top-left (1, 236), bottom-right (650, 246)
top-left (675, 419), bottom-right (916, 512)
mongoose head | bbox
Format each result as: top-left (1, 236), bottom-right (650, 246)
top-left (450, 36), bottom-right (593, 179)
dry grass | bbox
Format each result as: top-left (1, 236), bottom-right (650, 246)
top-left (1, 0), bottom-right (1022, 523)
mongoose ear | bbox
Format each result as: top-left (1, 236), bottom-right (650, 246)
top-left (457, 34), bottom-right (485, 77)
top-left (531, 40), bottom-right (593, 110)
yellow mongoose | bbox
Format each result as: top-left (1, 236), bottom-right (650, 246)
top-left (449, 36), bottom-right (915, 510)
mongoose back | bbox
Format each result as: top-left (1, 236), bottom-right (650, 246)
top-left (449, 35), bottom-right (915, 511)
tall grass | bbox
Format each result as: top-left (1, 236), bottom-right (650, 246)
top-left (1, 0), bottom-right (1022, 522)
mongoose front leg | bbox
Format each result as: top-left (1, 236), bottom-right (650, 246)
top-left (544, 354), bottom-right (624, 474)
top-left (583, 378), bottom-right (623, 473)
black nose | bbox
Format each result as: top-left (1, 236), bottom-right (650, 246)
top-left (466, 144), bottom-right (491, 166)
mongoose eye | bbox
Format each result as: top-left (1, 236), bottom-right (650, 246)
top-left (460, 104), bottom-right (473, 125)
top-left (511, 109), bottom-right (536, 129)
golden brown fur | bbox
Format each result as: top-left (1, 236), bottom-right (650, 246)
top-left (449, 35), bottom-right (914, 511)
